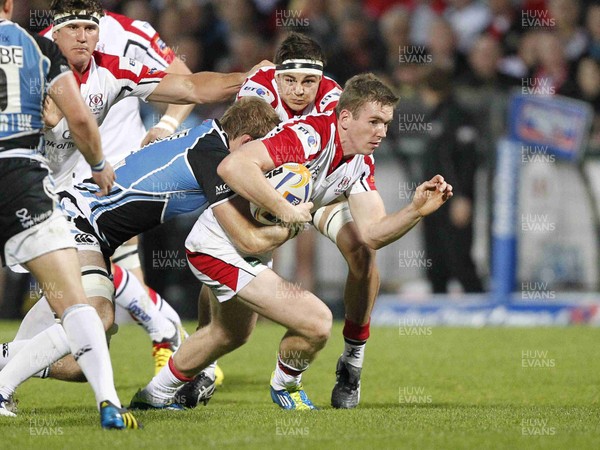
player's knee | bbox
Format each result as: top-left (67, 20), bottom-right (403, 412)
top-left (81, 266), bottom-right (115, 331)
top-left (88, 297), bottom-right (115, 332)
top-left (345, 241), bottom-right (377, 275)
top-left (306, 304), bottom-right (332, 348)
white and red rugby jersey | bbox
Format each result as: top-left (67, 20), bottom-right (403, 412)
top-left (44, 52), bottom-right (166, 191)
top-left (237, 67), bottom-right (342, 121)
top-left (41, 12), bottom-right (176, 181)
top-left (261, 111), bottom-right (376, 210)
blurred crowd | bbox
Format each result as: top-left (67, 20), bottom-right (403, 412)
top-left (2, 0), bottom-right (600, 316)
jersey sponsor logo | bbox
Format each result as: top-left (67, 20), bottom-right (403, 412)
top-left (155, 37), bottom-right (167, 52)
top-left (319, 90), bottom-right (341, 108)
top-left (290, 123), bottom-right (320, 157)
top-left (74, 233), bottom-right (97, 245)
top-left (0, 45), bottom-right (24, 67)
top-left (240, 81), bottom-right (275, 103)
top-left (119, 56), bottom-right (143, 76)
top-left (215, 183), bottom-right (231, 196)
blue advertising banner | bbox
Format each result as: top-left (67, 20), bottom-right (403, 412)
top-left (508, 93), bottom-right (593, 161)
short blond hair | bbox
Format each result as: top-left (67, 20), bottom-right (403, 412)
top-left (220, 97), bottom-right (280, 140)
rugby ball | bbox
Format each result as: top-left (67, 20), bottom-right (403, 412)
top-left (250, 163), bottom-right (312, 225)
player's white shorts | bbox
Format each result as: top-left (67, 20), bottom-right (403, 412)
top-left (59, 191), bottom-right (104, 256)
top-left (5, 209), bottom-right (76, 268)
top-left (185, 208), bottom-right (272, 302)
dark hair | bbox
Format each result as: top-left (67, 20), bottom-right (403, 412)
top-left (220, 97), bottom-right (280, 140)
top-left (50, 0), bottom-right (104, 16)
top-left (274, 32), bottom-right (326, 65)
top-left (336, 73), bottom-right (399, 117)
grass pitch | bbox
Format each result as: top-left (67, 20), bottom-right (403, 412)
top-left (1, 321), bottom-right (599, 449)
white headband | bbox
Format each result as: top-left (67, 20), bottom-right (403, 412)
top-left (275, 59), bottom-right (324, 76)
top-left (52, 11), bottom-right (101, 33)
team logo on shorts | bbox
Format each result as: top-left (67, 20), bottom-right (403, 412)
top-left (74, 233), bottom-right (97, 245)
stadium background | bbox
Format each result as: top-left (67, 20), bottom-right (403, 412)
top-left (1, 0), bottom-right (600, 324)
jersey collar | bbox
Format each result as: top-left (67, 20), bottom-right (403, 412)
top-left (72, 54), bottom-right (94, 85)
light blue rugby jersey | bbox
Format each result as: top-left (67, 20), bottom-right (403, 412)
top-left (60, 119), bottom-right (233, 250)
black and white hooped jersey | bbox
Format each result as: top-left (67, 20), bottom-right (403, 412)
top-left (261, 111), bottom-right (376, 210)
top-left (0, 19), bottom-right (70, 160)
top-left (60, 119), bottom-right (233, 252)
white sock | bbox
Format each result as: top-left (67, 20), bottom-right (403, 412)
top-left (0, 324), bottom-right (70, 398)
top-left (145, 359), bottom-right (189, 402)
top-left (14, 296), bottom-right (57, 341)
top-left (341, 339), bottom-right (366, 368)
top-left (0, 340), bottom-right (50, 379)
top-left (270, 356), bottom-right (305, 391)
top-left (113, 265), bottom-right (176, 342)
top-left (0, 341), bottom-right (29, 370)
top-left (61, 304), bottom-right (120, 408)
top-left (153, 290), bottom-right (183, 329)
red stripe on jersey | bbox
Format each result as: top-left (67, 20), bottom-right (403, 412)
top-left (40, 24), bottom-right (51, 36)
top-left (92, 52), bottom-right (167, 83)
top-left (105, 11), bottom-right (152, 41)
top-left (263, 126), bottom-right (306, 166)
top-left (262, 112), bottom-right (343, 168)
top-left (364, 155), bottom-right (376, 190)
top-left (186, 250), bottom-right (239, 292)
top-left (106, 12), bottom-right (176, 65)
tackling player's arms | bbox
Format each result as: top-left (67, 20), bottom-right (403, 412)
top-left (213, 196), bottom-right (294, 255)
top-left (218, 141), bottom-right (313, 225)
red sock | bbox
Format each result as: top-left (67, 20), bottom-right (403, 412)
top-left (343, 318), bottom-right (370, 343)
top-left (168, 357), bottom-right (194, 382)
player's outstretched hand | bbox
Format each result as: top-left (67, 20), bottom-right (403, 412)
top-left (412, 174), bottom-right (453, 217)
top-left (141, 126), bottom-right (171, 147)
top-left (92, 162), bottom-right (116, 197)
top-left (247, 60), bottom-right (273, 78)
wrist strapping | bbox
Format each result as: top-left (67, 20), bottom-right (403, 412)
top-left (154, 114), bottom-right (180, 133)
top-left (91, 158), bottom-right (105, 172)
